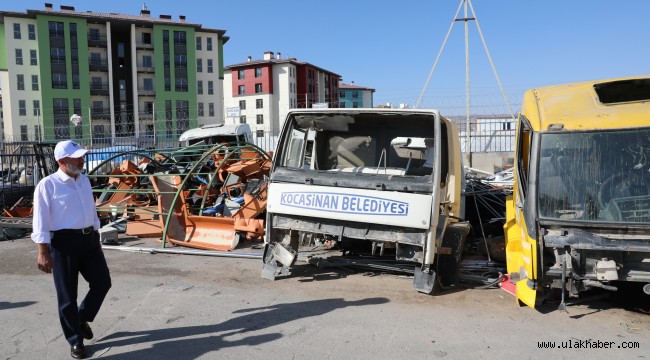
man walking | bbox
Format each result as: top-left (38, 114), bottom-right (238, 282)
top-left (32, 140), bottom-right (111, 359)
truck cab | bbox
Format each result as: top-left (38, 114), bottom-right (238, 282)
top-left (505, 76), bottom-right (650, 308)
top-left (178, 123), bottom-right (253, 147)
top-left (261, 108), bottom-right (469, 293)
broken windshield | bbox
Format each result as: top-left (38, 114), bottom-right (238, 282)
top-left (538, 128), bottom-right (650, 223)
top-left (277, 113), bottom-right (439, 178)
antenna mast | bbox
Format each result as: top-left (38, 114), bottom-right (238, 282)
top-left (416, 0), bottom-right (515, 167)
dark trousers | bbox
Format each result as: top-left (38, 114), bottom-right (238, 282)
top-left (50, 230), bottom-right (111, 346)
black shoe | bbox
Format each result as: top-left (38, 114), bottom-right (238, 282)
top-left (71, 344), bottom-right (87, 359)
top-left (102, 238), bottom-right (122, 246)
top-left (79, 322), bottom-right (93, 340)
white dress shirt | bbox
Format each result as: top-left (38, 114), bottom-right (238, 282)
top-left (31, 169), bottom-right (100, 244)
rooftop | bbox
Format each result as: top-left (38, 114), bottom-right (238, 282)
top-left (0, 4), bottom-right (227, 39)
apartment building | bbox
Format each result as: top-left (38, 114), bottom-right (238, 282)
top-left (339, 81), bottom-right (374, 108)
top-left (223, 51), bottom-right (341, 137)
top-left (0, 4), bottom-right (228, 143)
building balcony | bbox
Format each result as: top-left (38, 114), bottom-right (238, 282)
top-left (139, 111), bottom-right (154, 120)
top-left (88, 34), bottom-right (108, 47)
top-left (89, 59), bottom-right (109, 72)
top-left (138, 88), bottom-right (156, 96)
top-left (136, 42), bottom-right (154, 50)
top-left (90, 83), bottom-right (109, 95)
top-left (137, 63), bottom-right (155, 73)
top-left (91, 107), bottom-right (111, 117)
top-left (51, 55), bottom-right (66, 64)
top-left (52, 81), bottom-right (68, 89)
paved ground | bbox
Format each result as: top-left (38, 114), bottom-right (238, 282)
top-left (1, 235), bottom-right (648, 360)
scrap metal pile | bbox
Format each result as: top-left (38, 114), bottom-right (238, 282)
top-left (87, 141), bottom-right (272, 251)
top-left (462, 168), bottom-right (513, 263)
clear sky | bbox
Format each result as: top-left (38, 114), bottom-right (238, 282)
top-left (4, 0), bottom-right (650, 115)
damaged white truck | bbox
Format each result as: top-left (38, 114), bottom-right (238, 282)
top-left (261, 108), bottom-right (470, 293)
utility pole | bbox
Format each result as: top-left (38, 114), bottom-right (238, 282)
top-left (415, 0), bottom-right (515, 168)
top-left (462, 0), bottom-right (472, 166)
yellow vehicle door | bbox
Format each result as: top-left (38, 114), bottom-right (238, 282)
top-left (505, 115), bottom-right (538, 308)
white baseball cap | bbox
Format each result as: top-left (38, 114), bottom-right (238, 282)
top-left (54, 140), bottom-right (88, 161)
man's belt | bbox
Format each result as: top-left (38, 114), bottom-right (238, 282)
top-left (53, 226), bottom-right (95, 235)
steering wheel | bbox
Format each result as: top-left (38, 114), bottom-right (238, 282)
top-left (598, 174), bottom-right (619, 209)
top-left (597, 172), bottom-right (650, 209)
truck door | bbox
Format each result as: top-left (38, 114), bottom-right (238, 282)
top-left (505, 115), bottom-right (538, 307)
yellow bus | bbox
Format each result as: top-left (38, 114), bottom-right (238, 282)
top-left (505, 75), bottom-right (650, 308)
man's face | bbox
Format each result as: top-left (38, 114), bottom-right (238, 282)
top-left (59, 156), bottom-right (84, 175)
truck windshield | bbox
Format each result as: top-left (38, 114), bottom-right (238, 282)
top-left (538, 128), bottom-right (650, 223)
top-left (278, 113), bottom-right (438, 177)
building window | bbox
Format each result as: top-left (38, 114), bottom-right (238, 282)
top-left (73, 98), bottom-right (82, 116)
top-left (238, 70), bottom-right (245, 80)
top-left (256, 130), bottom-right (264, 138)
top-left (206, 37), bottom-right (212, 51)
top-left (92, 76), bottom-right (103, 90)
top-left (142, 32), bottom-right (152, 44)
top-left (50, 47), bottom-right (65, 63)
top-left (165, 100), bottom-right (173, 137)
top-left (256, 99), bottom-right (263, 109)
top-left (176, 100), bottom-right (189, 133)
top-left (50, 21), bottom-right (64, 38)
top-left (35, 125), bottom-right (42, 141)
top-left (174, 54), bottom-right (188, 67)
top-left (196, 36), bottom-right (202, 50)
top-left (52, 73), bottom-right (67, 89)
top-left (353, 102), bottom-right (359, 108)
top-left (255, 68), bottom-right (262, 77)
top-left (173, 31), bottom-right (186, 46)
top-left (175, 77), bottom-right (188, 92)
top-left (13, 23), bottom-right (21, 39)
top-left (256, 114), bottom-right (264, 124)
top-left (30, 50), bottom-right (37, 65)
top-left (90, 52), bottom-right (100, 64)
top-left (72, 73), bottom-right (80, 90)
top-left (143, 78), bottom-right (154, 91)
top-left (92, 101), bottom-right (103, 116)
top-left (21, 125), bottom-right (28, 141)
top-left (198, 102), bottom-right (204, 117)
top-left (142, 55), bottom-right (153, 68)
top-left (32, 75), bottom-right (39, 91)
top-left (33, 100), bottom-right (40, 116)
top-left (352, 91), bottom-right (359, 98)
top-left (255, 83), bottom-right (263, 93)
top-left (19, 100), bottom-right (26, 116)
top-left (238, 85), bottom-right (245, 95)
top-left (239, 115), bottom-right (246, 124)
top-left (340, 90), bottom-right (345, 98)
top-left (17, 75), bottom-right (25, 90)
top-left (208, 81), bottom-right (213, 95)
top-left (207, 59), bottom-right (213, 73)
top-left (88, 28), bottom-right (99, 40)
top-left (70, 23), bottom-right (77, 39)
top-left (15, 49), bottom-right (23, 65)
top-left (143, 101), bottom-right (153, 116)
top-left (28, 24), bottom-right (36, 40)
top-left (239, 100), bottom-right (246, 110)
top-left (197, 58), bottom-right (202, 72)
top-left (209, 103), bottom-right (214, 117)
top-left (197, 80), bottom-right (203, 94)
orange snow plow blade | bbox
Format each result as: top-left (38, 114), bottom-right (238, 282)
top-left (182, 216), bottom-right (239, 251)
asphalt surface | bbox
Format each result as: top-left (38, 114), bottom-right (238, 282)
top-left (1, 235), bottom-right (648, 360)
